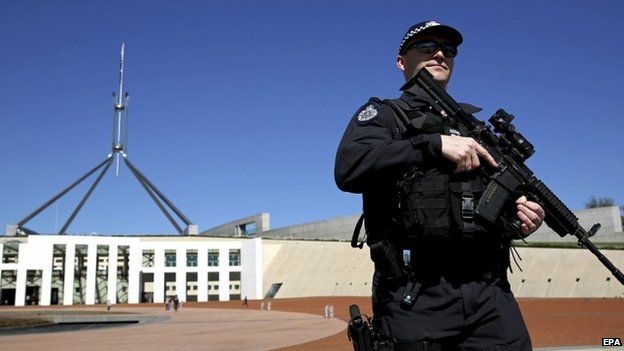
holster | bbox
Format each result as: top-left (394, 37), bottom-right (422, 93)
top-left (348, 304), bottom-right (396, 351)
top-left (369, 240), bottom-right (405, 281)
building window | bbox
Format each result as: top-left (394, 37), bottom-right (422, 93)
top-left (164, 272), bottom-right (176, 297)
top-left (208, 272), bottom-right (219, 300)
top-left (140, 272), bottom-right (154, 303)
top-left (2, 243), bottom-right (19, 263)
top-left (1, 271), bottom-right (17, 305)
top-left (165, 250), bottom-right (176, 267)
top-left (208, 249), bottom-right (219, 267)
top-left (186, 272), bottom-right (198, 302)
top-left (229, 249), bottom-right (240, 266)
top-left (117, 246), bottom-right (130, 304)
top-left (96, 245), bottom-right (109, 304)
top-left (186, 250), bottom-right (198, 267)
top-left (117, 246), bottom-right (130, 276)
top-left (142, 250), bottom-right (155, 268)
top-left (73, 245), bottom-right (88, 305)
top-left (52, 256), bottom-right (64, 271)
top-left (51, 244), bottom-right (66, 305)
top-left (97, 245), bottom-right (109, 272)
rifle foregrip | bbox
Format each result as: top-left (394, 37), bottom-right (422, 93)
top-left (530, 179), bottom-right (579, 236)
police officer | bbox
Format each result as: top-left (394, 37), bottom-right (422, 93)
top-left (335, 21), bottom-right (545, 350)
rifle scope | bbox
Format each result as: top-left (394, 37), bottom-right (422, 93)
top-left (489, 109), bottom-right (535, 161)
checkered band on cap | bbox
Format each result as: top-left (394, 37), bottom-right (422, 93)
top-left (399, 20), bottom-right (463, 54)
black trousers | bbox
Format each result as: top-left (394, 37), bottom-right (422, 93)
top-left (372, 272), bottom-right (532, 351)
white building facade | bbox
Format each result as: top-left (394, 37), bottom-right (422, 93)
top-left (0, 235), bottom-right (262, 306)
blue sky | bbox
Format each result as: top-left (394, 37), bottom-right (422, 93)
top-left (1, 1), bottom-right (623, 235)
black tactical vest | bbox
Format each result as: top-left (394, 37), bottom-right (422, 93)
top-left (382, 97), bottom-right (488, 246)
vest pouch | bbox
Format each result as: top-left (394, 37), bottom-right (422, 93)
top-left (369, 240), bottom-right (405, 281)
top-left (396, 169), bottom-right (452, 240)
top-left (449, 178), bottom-right (489, 240)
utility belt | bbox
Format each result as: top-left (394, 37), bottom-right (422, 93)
top-left (369, 238), bottom-right (503, 285)
top-left (406, 246), bottom-right (501, 284)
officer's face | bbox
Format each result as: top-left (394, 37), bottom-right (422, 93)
top-left (397, 33), bottom-right (455, 89)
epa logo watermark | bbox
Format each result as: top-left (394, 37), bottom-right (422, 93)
top-left (602, 337), bottom-right (622, 347)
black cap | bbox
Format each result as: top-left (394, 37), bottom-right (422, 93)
top-left (399, 20), bottom-right (463, 55)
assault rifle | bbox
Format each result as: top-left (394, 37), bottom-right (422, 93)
top-left (406, 69), bottom-right (624, 285)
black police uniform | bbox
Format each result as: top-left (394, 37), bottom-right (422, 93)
top-left (335, 82), bottom-right (532, 350)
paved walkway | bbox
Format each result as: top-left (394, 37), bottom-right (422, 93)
top-left (2, 297), bottom-right (622, 350)
top-left (0, 307), bottom-right (346, 351)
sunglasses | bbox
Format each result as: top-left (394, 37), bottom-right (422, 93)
top-left (407, 40), bottom-right (458, 58)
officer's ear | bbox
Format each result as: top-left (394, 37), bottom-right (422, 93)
top-left (397, 55), bottom-right (411, 81)
top-left (396, 55), bottom-right (407, 72)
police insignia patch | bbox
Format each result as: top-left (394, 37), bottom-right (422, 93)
top-left (356, 104), bottom-right (379, 122)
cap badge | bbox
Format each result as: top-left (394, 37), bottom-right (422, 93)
top-left (400, 21), bottom-right (442, 48)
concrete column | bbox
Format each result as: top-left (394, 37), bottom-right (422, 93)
top-left (15, 266), bottom-right (26, 307)
top-left (85, 244), bottom-right (97, 305)
top-left (197, 247), bottom-right (208, 302)
top-left (219, 248), bottom-right (230, 301)
top-left (241, 238), bottom-right (263, 300)
top-left (107, 245), bottom-right (118, 304)
top-left (63, 243), bottom-right (75, 305)
top-left (176, 248), bottom-right (186, 301)
top-left (14, 242), bottom-right (28, 306)
top-left (128, 244), bottom-right (141, 304)
top-left (260, 213), bottom-right (270, 232)
top-left (41, 244), bottom-right (53, 306)
top-left (153, 248), bottom-right (165, 303)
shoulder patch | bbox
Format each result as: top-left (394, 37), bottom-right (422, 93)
top-left (355, 102), bottom-right (381, 124)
